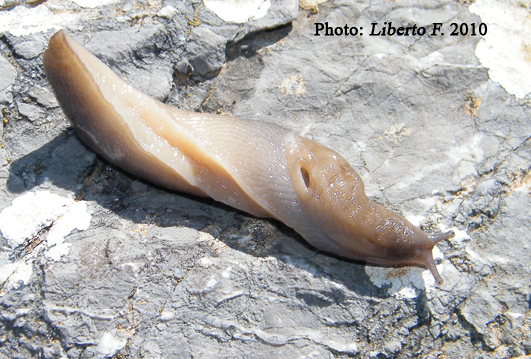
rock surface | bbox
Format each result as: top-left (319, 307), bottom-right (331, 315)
top-left (0, 0), bottom-right (530, 358)
top-left (0, 54), bottom-right (17, 105)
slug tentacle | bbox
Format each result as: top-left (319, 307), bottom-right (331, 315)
top-left (428, 231), bottom-right (455, 246)
top-left (43, 30), bottom-right (453, 285)
top-left (417, 247), bottom-right (443, 285)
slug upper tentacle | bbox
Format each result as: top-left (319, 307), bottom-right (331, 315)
top-left (43, 30), bottom-right (454, 285)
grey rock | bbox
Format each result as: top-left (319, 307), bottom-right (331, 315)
top-left (201, 0), bottom-right (299, 42)
top-left (243, 0), bottom-right (299, 37)
top-left (17, 102), bottom-right (45, 123)
top-left (5, 33), bottom-right (47, 60)
top-left (461, 290), bottom-right (501, 343)
top-left (384, 338), bottom-right (402, 354)
top-left (185, 26), bottom-right (227, 75)
top-left (28, 85), bottom-right (59, 108)
top-left (156, 5), bottom-right (179, 19)
top-left (0, 55), bottom-right (17, 105)
top-left (85, 25), bottom-right (172, 100)
top-left (524, 340), bottom-right (531, 354)
top-left (123, 61), bottom-right (173, 101)
top-left (0, 0), bottom-right (530, 358)
top-left (86, 25), bottom-right (163, 63)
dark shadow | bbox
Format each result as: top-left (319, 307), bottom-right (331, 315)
top-left (225, 23), bottom-right (293, 61)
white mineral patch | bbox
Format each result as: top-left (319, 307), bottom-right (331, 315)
top-left (406, 51), bottom-right (446, 72)
top-left (0, 4), bottom-right (79, 37)
top-left (95, 332), bottom-right (126, 358)
top-left (413, 197), bottom-right (438, 211)
top-left (204, 277), bottom-right (218, 291)
top-left (394, 287), bottom-right (417, 300)
top-left (0, 191), bottom-right (91, 261)
top-left (432, 245), bottom-right (443, 261)
top-left (204, 0), bottom-right (270, 24)
top-left (121, 262), bottom-right (142, 275)
top-left (423, 260), bottom-right (463, 294)
top-left (392, 161), bottom-right (447, 191)
top-left (159, 311), bottom-right (175, 321)
top-left (70, 0), bottom-right (118, 8)
top-left (44, 243), bottom-right (73, 261)
top-left (221, 265), bottom-right (232, 278)
top-left (404, 213), bottom-right (426, 228)
top-left (367, 243), bottom-right (444, 296)
top-left (0, 252), bottom-right (33, 295)
top-left (445, 135), bottom-right (484, 180)
top-left (450, 227), bottom-right (469, 244)
top-left (299, 0), bottom-right (329, 10)
top-left (156, 5), bottom-right (178, 19)
top-left (0, 191), bottom-right (70, 248)
top-left (365, 266), bottom-right (426, 298)
top-left (446, 134), bottom-right (484, 164)
top-left (47, 201), bottom-right (90, 247)
top-left (507, 312), bottom-right (522, 319)
top-left (199, 257), bottom-right (213, 266)
top-left (421, 265), bottom-right (439, 289)
top-left (466, 247), bottom-right (510, 266)
top-left (470, 0), bottom-right (531, 98)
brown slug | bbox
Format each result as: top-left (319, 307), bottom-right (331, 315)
top-left (43, 30), bottom-right (454, 285)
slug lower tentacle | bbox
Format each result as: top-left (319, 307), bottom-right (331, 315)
top-left (43, 30), bottom-right (454, 285)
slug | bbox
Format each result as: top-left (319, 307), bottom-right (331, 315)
top-left (43, 30), bottom-right (454, 285)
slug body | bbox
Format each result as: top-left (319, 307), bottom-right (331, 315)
top-left (43, 30), bottom-right (454, 284)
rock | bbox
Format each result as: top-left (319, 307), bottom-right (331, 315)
top-left (156, 5), bottom-right (178, 19)
top-left (0, 55), bottom-right (17, 105)
top-left (204, 0), bottom-right (272, 24)
top-left (5, 33), bottom-right (47, 60)
top-left (9, 34), bottom-right (48, 60)
top-left (86, 25), bottom-right (163, 64)
top-left (17, 102), bottom-right (45, 123)
top-left (461, 290), bottom-right (501, 332)
top-left (460, 289), bottom-right (506, 350)
top-left (0, 0), bottom-right (530, 357)
top-left (86, 25), bottom-right (172, 100)
top-left (523, 339), bottom-right (531, 354)
top-left (243, 0), bottom-right (299, 35)
top-left (201, 0), bottom-right (299, 41)
top-left (384, 339), bottom-right (402, 354)
top-left (185, 26), bottom-right (227, 75)
top-left (28, 85), bottom-right (59, 108)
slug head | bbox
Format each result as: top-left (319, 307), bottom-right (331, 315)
top-left (372, 216), bottom-right (455, 285)
top-left (287, 135), bottom-right (454, 284)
